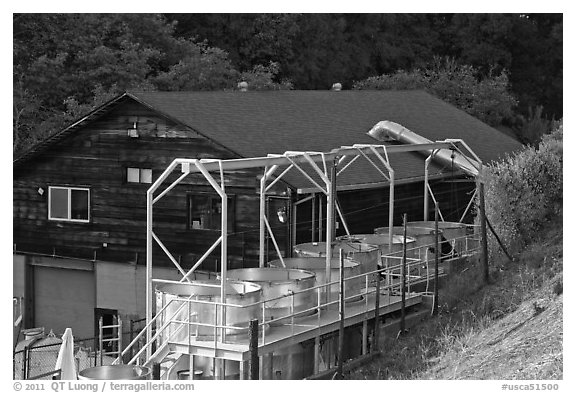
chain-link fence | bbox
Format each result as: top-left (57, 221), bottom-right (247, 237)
top-left (13, 327), bottom-right (145, 380)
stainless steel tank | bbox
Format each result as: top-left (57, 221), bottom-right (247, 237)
top-left (406, 221), bottom-right (468, 255)
top-left (374, 226), bottom-right (444, 262)
top-left (293, 241), bottom-right (379, 284)
top-left (78, 365), bottom-right (151, 380)
top-left (375, 226), bottom-right (442, 248)
top-left (155, 280), bottom-right (262, 343)
top-left (339, 234), bottom-right (418, 278)
top-left (226, 268), bottom-right (316, 325)
top-left (338, 234), bottom-right (416, 256)
top-left (269, 257), bottom-right (363, 302)
top-left (223, 269), bottom-right (318, 380)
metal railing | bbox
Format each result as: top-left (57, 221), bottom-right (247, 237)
top-left (117, 229), bottom-right (480, 368)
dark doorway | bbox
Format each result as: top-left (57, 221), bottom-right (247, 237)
top-left (94, 308), bottom-right (118, 353)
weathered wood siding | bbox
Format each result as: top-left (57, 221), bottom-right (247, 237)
top-left (295, 179), bottom-right (476, 243)
top-left (13, 98), bottom-right (290, 270)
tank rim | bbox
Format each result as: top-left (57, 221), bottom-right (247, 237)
top-left (225, 267), bottom-right (316, 285)
top-left (269, 257), bottom-right (359, 268)
top-left (155, 279), bottom-right (262, 297)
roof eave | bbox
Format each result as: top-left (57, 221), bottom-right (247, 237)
top-left (13, 92), bottom-right (130, 167)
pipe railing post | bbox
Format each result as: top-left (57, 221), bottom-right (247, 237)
top-left (118, 317), bottom-right (123, 364)
top-left (249, 319), bottom-right (259, 380)
top-left (373, 266), bottom-right (381, 353)
top-left (23, 346), bottom-right (29, 379)
top-left (99, 317), bottom-right (103, 366)
top-left (152, 362), bottom-right (161, 380)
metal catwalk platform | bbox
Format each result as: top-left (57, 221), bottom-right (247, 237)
top-left (167, 290), bottom-right (423, 361)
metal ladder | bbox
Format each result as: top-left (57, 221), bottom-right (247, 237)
top-left (99, 316), bottom-right (123, 365)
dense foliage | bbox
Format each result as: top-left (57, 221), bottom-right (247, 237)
top-left (12, 14), bottom-right (291, 153)
top-left (13, 13), bottom-right (562, 154)
top-left (167, 14), bottom-right (561, 117)
top-left (353, 57), bottom-right (517, 126)
top-left (482, 121), bottom-right (563, 255)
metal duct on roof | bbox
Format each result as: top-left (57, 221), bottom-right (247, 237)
top-left (367, 120), bottom-right (480, 177)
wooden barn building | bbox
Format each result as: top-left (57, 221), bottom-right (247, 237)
top-left (13, 89), bottom-right (521, 340)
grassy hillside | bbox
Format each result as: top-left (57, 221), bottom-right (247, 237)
top-left (346, 218), bottom-right (563, 380)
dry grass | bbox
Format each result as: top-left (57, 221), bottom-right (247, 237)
top-left (420, 273), bottom-right (562, 379)
top-left (345, 219), bottom-right (563, 380)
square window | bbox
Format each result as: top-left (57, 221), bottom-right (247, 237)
top-left (140, 169), bottom-right (153, 184)
top-left (49, 187), bottom-right (90, 222)
top-left (126, 167), bottom-right (152, 184)
top-left (127, 167), bottom-right (140, 183)
top-left (71, 189), bottom-right (89, 220)
top-left (49, 188), bottom-right (69, 219)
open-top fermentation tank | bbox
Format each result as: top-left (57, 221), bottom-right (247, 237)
top-left (155, 280), bottom-right (262, 343)
top-left (293, 240), bottom-right (379, 283)
top-left (337, 234), bottom-right (416, 256)
top-left (226, 268), bottom-right (316, 325)
top-left (375, 226), bottom-right (443, 250)
top-left (269, 257), bottom-right (363, 302)
top-left (405, 221), bottom-right (468, 255)
top-left (79, 365), bottom-right (151, 380)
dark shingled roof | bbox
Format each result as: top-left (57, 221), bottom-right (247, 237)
top-left (127, 90), bottom-right (522, 189)
top-left (15, 90), bottom-right (522, 190)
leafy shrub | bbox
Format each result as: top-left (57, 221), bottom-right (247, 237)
top-left (516, 105), bottom-right (554, 145)
top-left (482, 121), bottom-right (563, 255)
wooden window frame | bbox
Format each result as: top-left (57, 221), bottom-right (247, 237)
top-left (126, 167), bottom-right (153, 184)
top-left (48, 186), bottom-right (90, 223)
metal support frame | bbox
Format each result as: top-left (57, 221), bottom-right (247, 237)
top-left (143, 138), bottom-right (482, 370)
top-left (424, 140), bottom-right (483, 223)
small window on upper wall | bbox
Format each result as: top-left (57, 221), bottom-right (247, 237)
top-left (48, 186), bottom-right (90, 222)
top-left (127, 168), bottom-right (152, 184)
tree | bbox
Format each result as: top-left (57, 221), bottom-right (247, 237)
top-left (13, 14), bottom-right (295, 154)
top-left (438, 13), bottom-right (562, 120)
top-left (14, 13), bottom-right (562, 152)
top-left (353, 57), bottom-right (517, 127)
top-left (13, 14), bottom-right (179, 154)
top-left (153, 40), bottom-right (238, 91)
top-left (239, 62), bottom-right (294, 91)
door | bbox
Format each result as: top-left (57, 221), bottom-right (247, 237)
top-left (33, 266), bottom-right (95, 339)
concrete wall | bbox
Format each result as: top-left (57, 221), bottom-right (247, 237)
top-left (14, 253), bottom-right (215, 340)
top-left (95, 261), bottom-right (188, 320)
